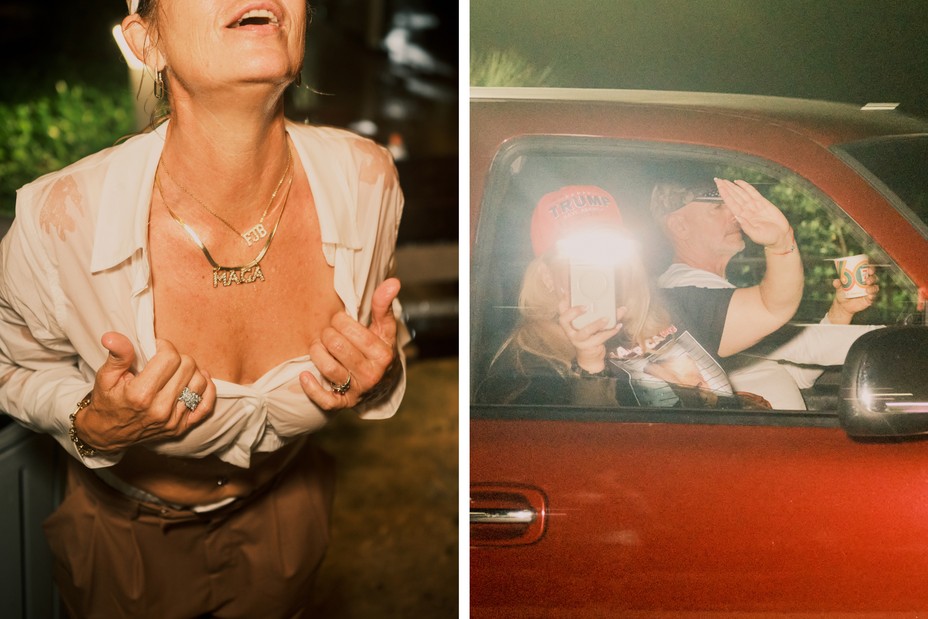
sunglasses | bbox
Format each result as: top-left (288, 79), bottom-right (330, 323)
top-left (689, 188), bottom-right (723, 203)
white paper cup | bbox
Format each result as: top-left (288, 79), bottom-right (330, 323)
top-left (834, 254), bottom-right (871, 298)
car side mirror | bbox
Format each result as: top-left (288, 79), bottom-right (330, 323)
top-left (839, 326), bottom-right (928, 437)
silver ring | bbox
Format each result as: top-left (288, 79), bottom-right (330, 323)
top-left (178, 387), bottom-right (202, 411)
top-left (330, 373), bottom-right (351, 395)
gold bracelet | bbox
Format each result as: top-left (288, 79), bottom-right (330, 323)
top-left (68, 392), bottom-right (97, 458)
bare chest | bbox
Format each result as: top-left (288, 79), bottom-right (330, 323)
top-left (148, 187), bottom-right (343, 384)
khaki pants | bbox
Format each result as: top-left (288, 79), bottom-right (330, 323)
top-left (43, 442), bottom-right (335, 619)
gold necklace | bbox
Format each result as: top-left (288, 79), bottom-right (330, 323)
top-left (159, 146), bottom-right (292, 247)
top-left (155, 163), bottom-right (294, 288)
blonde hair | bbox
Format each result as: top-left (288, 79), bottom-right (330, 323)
top-left (496, 253), bottom-right (671, 375)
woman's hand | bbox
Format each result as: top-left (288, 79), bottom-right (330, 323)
top-left (300, 278), bottom-right (401, 411)
top-left (558, 300), bottom-right (627, 373)
top-left (73, 332), bottom-right (216, 453)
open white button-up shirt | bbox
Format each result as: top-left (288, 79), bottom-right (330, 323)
top-left (0, 120), bottom-right (407, 468)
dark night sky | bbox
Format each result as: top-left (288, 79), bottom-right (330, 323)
top-left (1, 0), bottom-right (133, 100)
top-left (471, 0), bottom-right (928, 120)
top-left (4, 1), bottom-right (925, 118)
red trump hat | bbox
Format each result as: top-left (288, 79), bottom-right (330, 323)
top-left (530, 185), bottom-right (624, 257)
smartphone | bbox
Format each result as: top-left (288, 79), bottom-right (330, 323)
top-left (569, 261), bottom-right (617, 330)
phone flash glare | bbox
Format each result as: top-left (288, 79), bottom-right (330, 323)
top-left (556, 229), bottom-right (636, 265)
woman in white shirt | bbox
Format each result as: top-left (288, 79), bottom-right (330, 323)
top-left (0, 1), bottom-right (406, 616)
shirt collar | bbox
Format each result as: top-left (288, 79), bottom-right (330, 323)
top-left (286, 120), bottom-right (362, 251)
top-left (90, 122), bottom-right (167, 273)
top-left (89, 120), bottom-right (362, 274)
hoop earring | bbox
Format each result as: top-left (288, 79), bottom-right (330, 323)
top-left (153, 70), bottom-right (165, 99)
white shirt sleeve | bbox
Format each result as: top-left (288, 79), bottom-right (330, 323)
top-left (0, 205), bottom-right (121, 468)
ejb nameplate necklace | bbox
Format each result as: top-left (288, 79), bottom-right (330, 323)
top-left (160, 147), bottom-right (292, 247)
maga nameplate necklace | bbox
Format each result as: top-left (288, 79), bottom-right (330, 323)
top-left (155, 149), bottom-right (293, 288)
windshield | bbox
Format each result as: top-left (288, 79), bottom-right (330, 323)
top-left (834, 135), bottom-right (928, 235)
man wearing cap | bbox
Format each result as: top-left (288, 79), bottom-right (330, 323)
top-left (651, 179), bottom-right (880, 409)
top-left (654, 179), bottom-right (806, 356)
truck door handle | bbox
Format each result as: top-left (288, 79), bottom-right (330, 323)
top-left (470, 508), bottom-right (536, 524)
top-left (470, 484), bottom-right (547, 546)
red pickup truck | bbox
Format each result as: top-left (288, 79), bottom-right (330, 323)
top-left (470, 87), bottom-right (928, 617)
